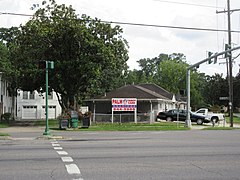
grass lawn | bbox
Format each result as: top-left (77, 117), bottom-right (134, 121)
top-left (202, 115), bottom-right (240, 130)
top-left (0, 123), bottom-right (9, 128)
top-left (66, 122), bottom-right (190, 131)
top-left (0, 123), bottom-right (10, 136)
top-left (225, 115), bottom-right (240, 124)
top-left (35, 119), bottom-right (59, 127)
top-left (40, 119), bottom-right (189, 131)
top-left (0, 133), bottom-right (9, 136)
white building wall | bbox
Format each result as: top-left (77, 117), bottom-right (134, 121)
top-left (17, 90), bottom-right (62, 120)
top-left (0, 73), bottom-right (14, 116)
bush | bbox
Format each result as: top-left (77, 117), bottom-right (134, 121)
top-left (1, 113), bottom-right (13, 123)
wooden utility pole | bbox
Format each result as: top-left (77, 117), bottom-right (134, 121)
top-left (216, 0), bottom-right (240, 127)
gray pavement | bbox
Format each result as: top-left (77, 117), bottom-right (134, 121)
top-left (2, 128), bottom-right (240, 179)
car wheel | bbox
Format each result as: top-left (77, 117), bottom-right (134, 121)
top-left (196, 119), bottom-right (203, 125)
top-left (211, 117), bottom-right (218, 123)
top-left (166, 117), bottom-right (172, 122)
top-left (211, 117), bottom-right (218, 126)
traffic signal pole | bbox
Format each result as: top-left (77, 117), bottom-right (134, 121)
top-left (43, 61), bottom-right (54, 136)
top-left (186, 46), bottom-right (240, 128)
top-left (43, 61), bottom-right (50, 135)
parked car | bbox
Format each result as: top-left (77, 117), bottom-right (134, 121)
top-left (195, 108), bottom-right (225, 123)
top-left (156, 109), bottom-right (210, 125)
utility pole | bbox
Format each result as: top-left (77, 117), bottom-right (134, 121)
top-left (227, 0), bottom-right (233, 127)
top-left (216, 0), bottom-right (240, 127)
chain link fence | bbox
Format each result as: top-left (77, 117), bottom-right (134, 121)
top-left (93, 113), bottom-right (154, 123)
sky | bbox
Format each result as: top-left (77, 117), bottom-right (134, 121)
top-left (0, 0), bottom-right (240, 77)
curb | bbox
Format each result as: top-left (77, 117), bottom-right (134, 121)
top-left (0, 136), bottom-right (13, 140)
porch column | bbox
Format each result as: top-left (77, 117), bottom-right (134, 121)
top-left (93, 101), bottom-right (96, 123)
top-left (150, 100), bottom-right (153, 124)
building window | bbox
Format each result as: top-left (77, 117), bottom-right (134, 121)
top-left (29, 91), bottom-right (35, 99)
top-left (23, 91), bottom-right (28, 99)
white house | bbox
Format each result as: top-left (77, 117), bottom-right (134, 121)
top-left (17, 90), bottom-right (62, 120)
top-left (0, 72), bottom-right (14, 117)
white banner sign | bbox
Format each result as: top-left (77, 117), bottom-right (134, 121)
top-left (112, 98), bottom-right (137, 111)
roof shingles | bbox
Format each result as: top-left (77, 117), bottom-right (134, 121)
top-left (96, 84), bottom-right (172, 100)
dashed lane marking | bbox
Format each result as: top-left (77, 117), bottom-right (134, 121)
top-left (57, 151), bottom-right (68, 155)
top-left (51, 140), bottom-right (83, 179)
top-left (61, 157), bottom-right (74, 162)
top-left (54, 147), bottom-right (63, 150)
top-left (52, 144), bottom-right (60, 147)
top-left (65, 164), bottom-right (81, 175)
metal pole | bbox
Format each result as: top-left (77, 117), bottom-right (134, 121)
top-left (186, 69), bottom-right (191, 127)
top-left (93, 101), bottom-right (96, 123)
top-left (43, 61), bottom-right (50, 135)
top-left (227, 0), bottom-right (234, 127)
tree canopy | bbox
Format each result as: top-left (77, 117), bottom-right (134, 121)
top-left (1, 0), bottom-right (129, 111)
top-left (1, 0), bottom-right (240, 113)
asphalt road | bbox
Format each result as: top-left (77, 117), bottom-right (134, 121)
top-left (1, 128), bottom-right (240, 180)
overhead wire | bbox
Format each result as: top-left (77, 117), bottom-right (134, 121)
top-left (0, 11), bottom-right (240, 33)
top-left (153, 0), bottom-right (224, 9)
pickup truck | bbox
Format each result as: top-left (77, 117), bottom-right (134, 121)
top-left (195, 108), bottom-right (225, 124)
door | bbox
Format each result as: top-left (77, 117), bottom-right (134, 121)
top-left (22, 106), bottom-right (37, 119)
top-left (41, 106), bottom-right (56, 119)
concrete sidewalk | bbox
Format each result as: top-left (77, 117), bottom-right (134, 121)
top-left (1, 122), bottom-right (239, 140)
top-left (0, 126), bottom-right (45, 133)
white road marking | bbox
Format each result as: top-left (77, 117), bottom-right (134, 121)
top-left (61, 156), bottom-right (73, 162)
top-left (51, 141), bottom-right (83, 179)
top-left (54, 147), bottom-right (63, 150)
top-left (57, 151), bottom-right (68, 155)
top-left (52, 144), bottom-right (60, 147)
top-left (65, 164), bottom-right (81, 175)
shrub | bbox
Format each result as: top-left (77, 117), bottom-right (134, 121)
top-left (1, 113), bottom-right (13, 123)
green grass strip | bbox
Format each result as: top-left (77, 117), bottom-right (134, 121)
top-left (0, 133), bottom-right (9, 136)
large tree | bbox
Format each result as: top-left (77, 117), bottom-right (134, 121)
top-left (233, 73), bottom-right (240, 110)
top-left (203, 74), bottom-right (228, 106)
top-left (5, 0), bottom-right (129, 111)
top-left (124, 53), bottom-right (206, 109)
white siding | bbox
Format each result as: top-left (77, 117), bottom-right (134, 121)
top-left (17, 90), bottom-right (61, 120)
top-left (0, 73), bottom-right (14, 116)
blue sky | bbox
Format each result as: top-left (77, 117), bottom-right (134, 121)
top-left (0, 0), bottom-right (240, 76)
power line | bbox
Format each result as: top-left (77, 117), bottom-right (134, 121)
top-left (102, 20), bottom-right (240, 33)
top-left (1, 11), bottom-right (240, 33)
top-left (153, 0), bottom-right (224, 9)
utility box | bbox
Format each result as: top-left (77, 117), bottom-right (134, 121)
top-left (70, 111), bottom-right (79, 128)
top-left (82, 116), bottom-right (90, 128)
top-left (59, 119), bottom-right (69, 130)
